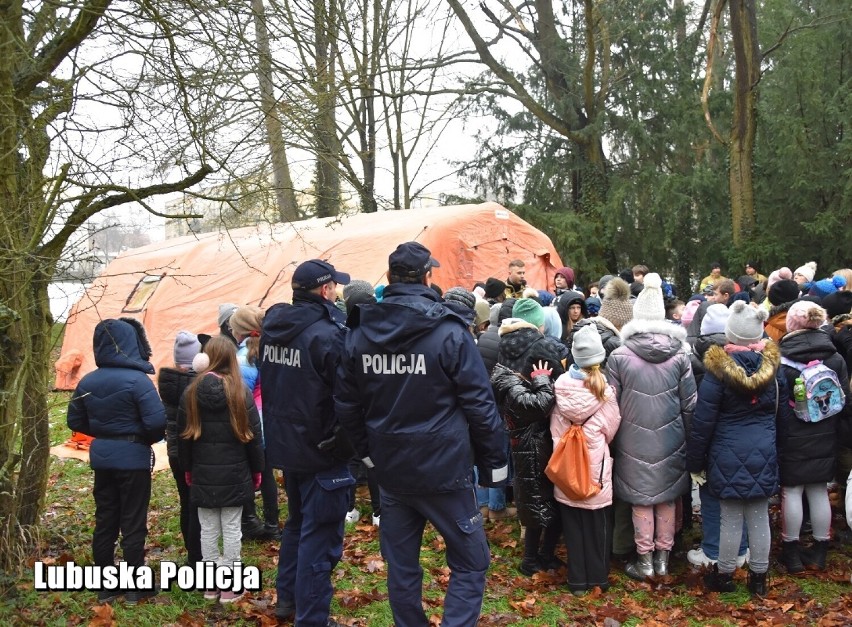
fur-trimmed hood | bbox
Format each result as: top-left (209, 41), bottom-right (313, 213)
top-left (498, 318), bottom-right (539, 336)
top-left (703, 341), bottom-right (780, 395)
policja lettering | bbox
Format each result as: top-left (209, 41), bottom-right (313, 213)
top-left (262, 344), bottom-right (301, 367)
top-left (362, 353), bottom-right (426, 375)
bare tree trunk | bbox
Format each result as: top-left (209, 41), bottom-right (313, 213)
top-left (314, 0), bottom-right (341, 218)
top-left (728, 0), bottom-right (760, 247)
top-left (252, 0), bottom-right (299, 222)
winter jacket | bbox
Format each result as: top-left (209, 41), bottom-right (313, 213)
top-left (689, 332), bottom-right (728, 389)
top-left (236, 339), bottom-right (261, 411)
top-left (828, 316), bottom-right (852, 375)
top-left (157, 366), bottom-right (197, 461)
top-left (336, 283), bottom-right (508, 494)
top-left (497, 320), bottom-right (566, 380)
top-left (177, 373), bottom-right (264, 508)
top-left (765, 301), bottom-right (795, 343)
top-left (686, 342), bottom-right (783, 500)
top-left (477, 327), bottom-right (501, 376)
top-left (606, 319), bottom-right (697, 505)
top-left (777, 329), bottom-right (851, 485)
top-left (67, 318), bottom-right (166, 471)
top-left (550, 366), bottom-right (621, 509)
top-left (491, 364), bottom-right (556, 528)
top-left (259, 291), bottom-right (348, 473)
top-left (564, 317), bottom-right (621, 369)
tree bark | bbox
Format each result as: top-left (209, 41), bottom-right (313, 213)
top-left (728, 0), bottom-right (760, 247)
top-left (314, 0), bottom-right (341, 218)
top-left (251, 0), bottom-right (299, 223)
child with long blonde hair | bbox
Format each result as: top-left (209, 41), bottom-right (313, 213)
top-left (551, 325), bottom-right (622, 595)
top-left (178, 336), bottom-right (264, 603)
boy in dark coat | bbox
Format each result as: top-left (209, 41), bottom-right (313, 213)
top-left (67, 318), bottom-right (166, 604)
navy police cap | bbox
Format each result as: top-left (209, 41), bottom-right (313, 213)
top-left (292, 259), bottom-right (350, 291)
top-left (388, 241), bottom-right (441, 278)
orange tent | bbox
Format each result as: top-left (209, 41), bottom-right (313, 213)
top-left (55, 202), bottom-right (562, 389)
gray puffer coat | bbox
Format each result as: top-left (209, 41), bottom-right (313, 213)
top-left (606, 319), bottom-right (697, 505)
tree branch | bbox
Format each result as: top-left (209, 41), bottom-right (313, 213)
top-left (38, 164), bottom-right (214, 260)
top-left (15, 0), bottom-right (112, 98)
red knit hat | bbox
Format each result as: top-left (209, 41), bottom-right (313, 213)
top-left (555, 266), bottom-right (575, 288)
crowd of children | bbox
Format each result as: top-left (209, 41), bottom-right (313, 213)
top-left (66, 256), bottom-right (852, 612)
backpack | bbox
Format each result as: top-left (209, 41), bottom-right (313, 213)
top-left (781, 356), bottom-right (846, 423)
top-left (545, 408), bottom-right (603, 501)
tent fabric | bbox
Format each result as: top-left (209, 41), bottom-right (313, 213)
top-left (55, 202), bottom-right (562, 389)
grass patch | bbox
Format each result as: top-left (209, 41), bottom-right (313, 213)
top-left (5, 392), bottom-right (852, 625)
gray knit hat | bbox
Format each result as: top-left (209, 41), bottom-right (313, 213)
top-left (174, 331), bottom-right (201, 368)
top-left (444, 287), bottom-right (476, 311)
top-left (700, 304), bottom-right (731, 335)
top-left (571, 324), bottom-right (606, 368)
top-left (343, 279), bottom-right (374, 304)
top-left (725, 301), bottom-right (768, 345)
top-left (598, 278), bottom-right (633, 330)
top-left (218, 303), bottom-right (239, 328)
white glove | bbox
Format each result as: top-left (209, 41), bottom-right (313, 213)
top-left (691, 471), bottom-right (706, 486)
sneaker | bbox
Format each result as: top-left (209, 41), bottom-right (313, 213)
top-left (687, 547), bottom-right (749, 568)
top-left (345, 508), bottom-right (361, 524)
top-left (687, 548), bottom-right (716, 567)
top-left (219, 590), bottom-right (245, 604)
top-left (372, 513), bottom-right (380, 527)
top-left (203, 589), bottom-right (219, 601)
top-left (96, 589), bottom-right (122, 604)
top-left (488, 506), bottom-right (517, 521)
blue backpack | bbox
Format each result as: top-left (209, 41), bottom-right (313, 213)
top-left (781, 357), bottom-right (846, 423)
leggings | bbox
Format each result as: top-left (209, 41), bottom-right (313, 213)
top-left (719, 498), bottom-right (770, 574)
top-left (781, 483), bottom-right (831, 542)
top-left (631, 501), bottom-right (676, 554)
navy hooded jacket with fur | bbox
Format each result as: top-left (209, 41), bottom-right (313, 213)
top-left (66, 318), bottom-right (166, 471)
top-left (686, 342), bottom-right (784, 499)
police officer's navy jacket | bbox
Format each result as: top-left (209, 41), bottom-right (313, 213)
top-left (67, 318), bottom-right (166, 471)
top-left (335, 282), bottom-right (508, 494)
top-left (259, 291), bottom-right (346, 473)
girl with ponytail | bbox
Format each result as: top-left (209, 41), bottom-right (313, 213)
top-left (177, 335), bottom-right (264, 603)
top-left (550, 324), bottom-right (622, 595)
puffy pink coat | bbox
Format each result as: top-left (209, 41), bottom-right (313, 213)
top-left (550, 369), bottom-right (622, 509)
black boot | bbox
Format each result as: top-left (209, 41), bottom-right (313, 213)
top-left (747, 570), bottom-right (768, 596)
top-left (780, 540), bottom-right (805, 574)
top-left (241, 513), bottom-right (267, 541)
top-left (519, 557), bottom-right (542, 576)
top-left (801, 539), bottom-right (829, 571)
top-left (704, 564), bottom-right (736, 593)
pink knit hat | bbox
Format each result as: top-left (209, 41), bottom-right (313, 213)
top-left (786, 300), bottom-right (827, 332)
top-left (766, 267), bottom-right (793, 292)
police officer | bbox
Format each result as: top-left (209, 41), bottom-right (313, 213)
top-left (336, 242), bottom-right (508, 627)
top-left (260, 259), bottom-right (353, 627)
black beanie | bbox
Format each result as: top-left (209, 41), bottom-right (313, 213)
top-left (768, 279), bottom-right (800, 306)
top-left (821, 291), bottom-right (852, 320)
top-left (484, 277), bottom-right (507, 299)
